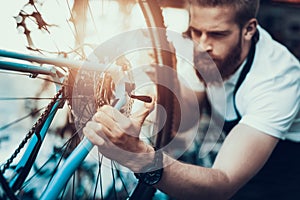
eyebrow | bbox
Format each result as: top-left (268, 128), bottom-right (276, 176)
top-left (188, 25), bottom-right (232, 35)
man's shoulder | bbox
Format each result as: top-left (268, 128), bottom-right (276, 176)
top-left (256, 26), bottom-right (298, 62)
top-left (252, 25), bottom-right (299, 77)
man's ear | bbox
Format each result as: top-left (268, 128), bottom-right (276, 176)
top-left (243, 18), bottom-right (258, 41)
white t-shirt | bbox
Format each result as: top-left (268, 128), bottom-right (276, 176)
top-left (178, 26), bottom-right (300, 142)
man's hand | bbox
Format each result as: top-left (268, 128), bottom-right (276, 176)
top-left (83, 97), bottom-right (156, 172)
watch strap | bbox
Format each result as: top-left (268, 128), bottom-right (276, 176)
top-left (134, 148), bottom-right (164, 186)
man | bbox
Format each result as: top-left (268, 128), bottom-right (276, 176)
top-left (83, 0), bottom-right (300, 199)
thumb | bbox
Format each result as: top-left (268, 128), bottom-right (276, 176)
top-left (131, 95), bottom-right (156, 127)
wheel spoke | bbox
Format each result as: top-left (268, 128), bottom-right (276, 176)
top-left (0, 107), bottom-right (45, 131)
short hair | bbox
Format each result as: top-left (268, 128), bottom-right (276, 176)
top-left (189, 0), bottom-right (260, 27)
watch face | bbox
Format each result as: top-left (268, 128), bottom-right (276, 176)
top-left (140, 168), bottom-right (163, 186)
top-left (135, 149), bottom-right (164, 186)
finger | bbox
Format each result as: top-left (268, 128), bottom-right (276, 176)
top-left (92, 109), bottom-right (116, 130)
top-left (93, 106), bottom-right (131, 134)
top-left (85, 121), bottom-right (114, 142)
top-left (83, 126), bottom-right (121, 159)
top-left (131, 94), bottom-right (156, 125)
top-left (96, 105), bottom-right (128, 123)
top-left (144, 94), bottom-right (156, 112)
top-left (86, 120), bottom-right (131, 147)
top-left (94, 105), bottom-right (133, 134)
top-left (83, 126), bottom-right (105, 146)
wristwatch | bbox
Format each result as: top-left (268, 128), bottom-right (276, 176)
top-left (134, 149), bottom-right (164, 186)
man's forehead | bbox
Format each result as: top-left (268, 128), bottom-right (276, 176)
top-left (190, 5), bottom-right (237, 29)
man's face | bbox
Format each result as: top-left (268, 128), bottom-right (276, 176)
top-left (189, 5), bottom-right (244, 84)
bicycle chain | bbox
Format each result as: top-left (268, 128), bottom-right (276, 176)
top-left (1, 87), bottom-right (64, 174)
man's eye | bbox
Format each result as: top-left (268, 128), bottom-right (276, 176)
top-left (209, 32), bottom-right (227, 38)
top-left (183, 27), bottom-right (201, 39)
top-left (192, 29), bottom-right (201, 37)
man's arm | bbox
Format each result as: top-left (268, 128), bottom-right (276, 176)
top-left (83, 94), bottom-right (278, 199)
top-left (155, 123), bottom-right (278, 199)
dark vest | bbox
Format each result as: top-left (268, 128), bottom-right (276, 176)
top-left (222, 35), bottom-right (300, 200)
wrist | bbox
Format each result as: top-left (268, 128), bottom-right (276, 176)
top-left (134, 147), bottom-right (164, 186)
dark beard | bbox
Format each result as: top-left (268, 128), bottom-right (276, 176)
top-left (194, 38), bottom-right (242, 85)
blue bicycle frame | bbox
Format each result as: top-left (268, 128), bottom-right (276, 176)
top-left (0, 53), bottom-right (66, 191)
top-left (0, 49), bottom-right (127, 199)
top-left (40, 95), bottom-right (126, 200)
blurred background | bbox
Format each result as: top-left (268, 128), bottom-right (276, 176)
top-left (259, 0), bottom-right (300, 59)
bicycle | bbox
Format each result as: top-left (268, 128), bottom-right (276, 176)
top-left (0, 0), bottom-right (179, 199)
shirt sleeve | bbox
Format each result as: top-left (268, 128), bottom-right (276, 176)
top-left (239, 73), bottom-right (300, 139)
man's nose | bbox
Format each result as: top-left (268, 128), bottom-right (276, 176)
top-left (196, 35), bottom-right (212, 52)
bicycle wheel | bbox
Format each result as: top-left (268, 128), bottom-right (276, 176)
top-left (0, 0), bottom-right (178, 199)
